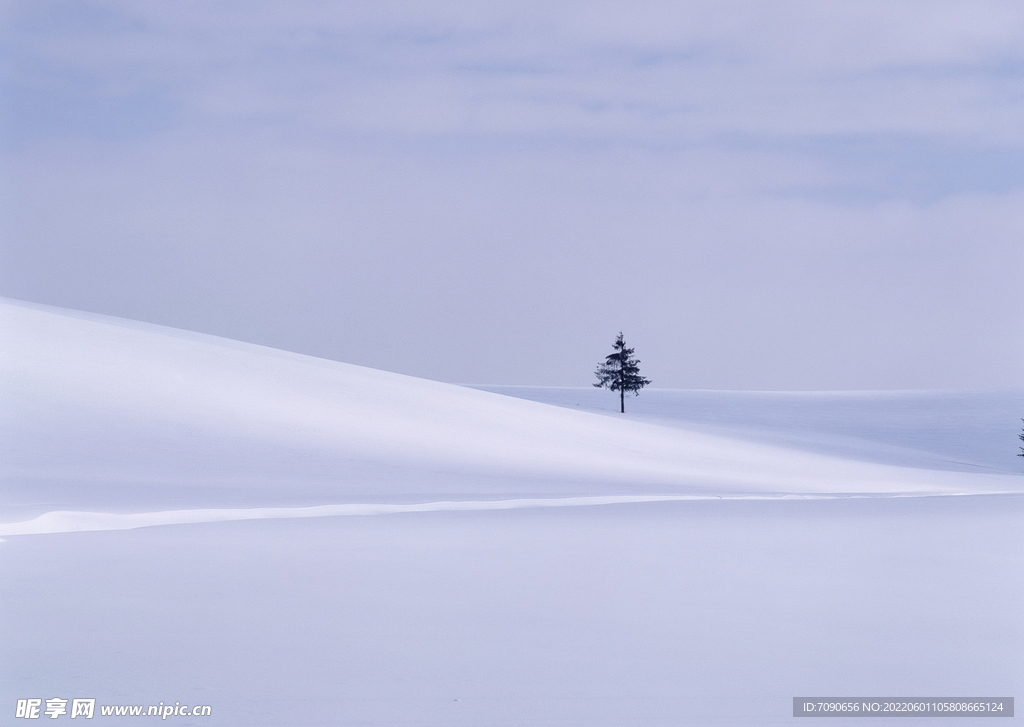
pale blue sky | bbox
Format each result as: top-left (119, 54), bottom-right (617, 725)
top-left (2, 0), bottom-right (1022, 388)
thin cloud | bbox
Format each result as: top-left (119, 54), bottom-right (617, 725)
top-left (2, 0), bottom-right (1022, 388)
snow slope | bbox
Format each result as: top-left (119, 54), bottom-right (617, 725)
top-left (473, 386), bottom-right (1024, 475)
top-left (1, 298), bottom-right (1021, 726)
top-left (1, 298), bottom-right (1020, 528)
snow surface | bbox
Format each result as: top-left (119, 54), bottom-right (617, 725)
top-left (1, 298), bottom-right (1022, 726)
top-left (473, 385), bottom-right (1024, 476)
top-left (2, 299), bottom-right (1020, 522)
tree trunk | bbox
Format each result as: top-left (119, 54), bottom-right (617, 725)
top-left (618, 352), bottom-right (625, 412)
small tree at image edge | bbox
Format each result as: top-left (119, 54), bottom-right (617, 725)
top-left (594, 332), bottom-right (651, 413)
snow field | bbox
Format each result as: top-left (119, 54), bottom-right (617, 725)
top-left (1, 298), bottom-right (1021, 725)
top-left (2, 497), bottom-right (1021, 726)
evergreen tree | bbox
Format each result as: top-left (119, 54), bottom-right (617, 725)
top-left (1019, 419), bottom-right (1024, 459)
top-left (593, 332), bottom-right (651, 413)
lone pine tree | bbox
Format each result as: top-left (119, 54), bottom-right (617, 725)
top-left (594, 332), bottom-right (651, 413)
top-left (1019, 419), bottom-right (1024, 460)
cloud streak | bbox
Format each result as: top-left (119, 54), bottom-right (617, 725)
top-left (6, 1), bottom-right (1023, 147)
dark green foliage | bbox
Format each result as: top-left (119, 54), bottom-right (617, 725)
top-left (593, 332), bottom-right (651, 413)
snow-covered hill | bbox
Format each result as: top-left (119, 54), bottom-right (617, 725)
top-left (2, 299), bottom-right (1022, 726)
top-left (2, 298), bottom-right (1020, 528)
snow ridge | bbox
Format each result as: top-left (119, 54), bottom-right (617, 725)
top-left (0, 492), bottom-right (1007, 538)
